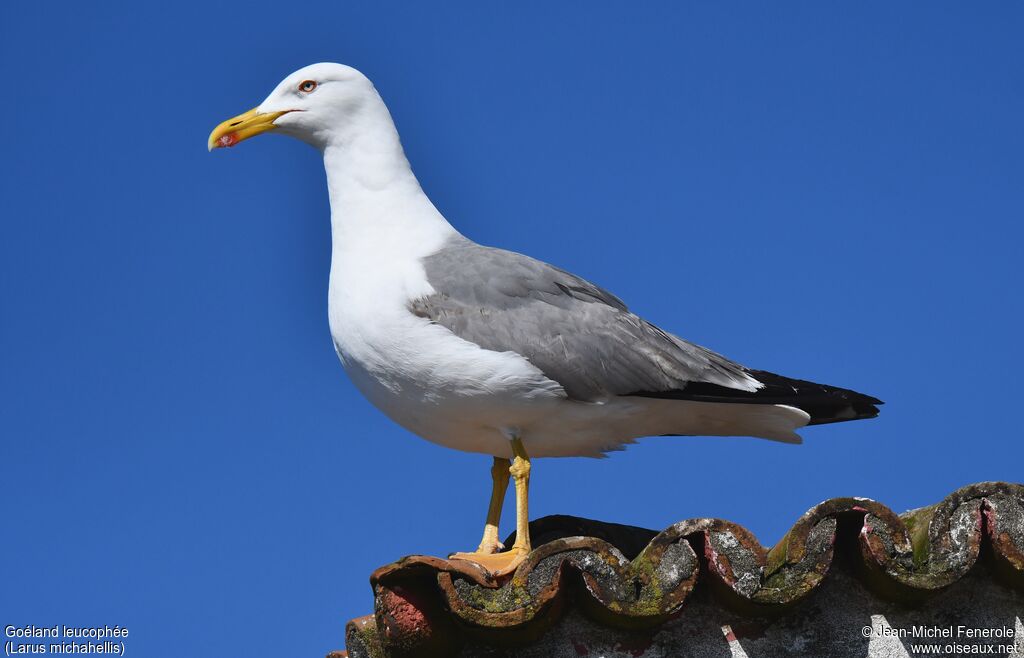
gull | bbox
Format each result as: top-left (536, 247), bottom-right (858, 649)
top-left (209, 63), bottom-right (882, 576)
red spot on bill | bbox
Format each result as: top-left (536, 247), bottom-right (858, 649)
top-left (218, 133), bottom-right (238, 148)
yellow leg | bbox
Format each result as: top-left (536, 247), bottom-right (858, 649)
top-left (508, 436), bottom-right (531, 555)
top-left (450, 457), bottom-right (510, 561)
top-left (477, 457), bottom-right (511, 553)
top-left (449, 441), bottom-right (533, 576)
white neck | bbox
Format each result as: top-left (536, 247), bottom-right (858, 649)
top-left (321, 95), bottom-right (458, 262)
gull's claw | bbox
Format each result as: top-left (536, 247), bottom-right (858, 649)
top-left (449, 547), bottom-right (529, 577)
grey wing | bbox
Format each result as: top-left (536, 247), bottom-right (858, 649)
top-left (411, 238), bottom-right (761, 402)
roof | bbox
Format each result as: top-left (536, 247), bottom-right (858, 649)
top-left (330, 481), bottom-right (1024, 657)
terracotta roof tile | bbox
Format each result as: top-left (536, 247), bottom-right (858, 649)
top-left (334, 481), bottom-right (1024, 658)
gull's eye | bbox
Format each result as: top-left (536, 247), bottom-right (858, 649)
top-left (298, 80), bottom-right (317, 93)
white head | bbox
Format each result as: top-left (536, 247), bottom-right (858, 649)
top-left (208, 63), bottom-right (384, 152)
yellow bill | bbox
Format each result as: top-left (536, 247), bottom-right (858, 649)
top-left (208, 108), bottom-right (291, 151)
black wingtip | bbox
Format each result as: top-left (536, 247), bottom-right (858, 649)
top-left (748, 369), bottom-right (883, 425)
top-left (627, 369), bottom-right (883, 427)
top-left (804, 397), bottom-right (882, 426)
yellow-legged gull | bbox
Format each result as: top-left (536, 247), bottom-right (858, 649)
top-left (209, 63), bottom-right (881, 576)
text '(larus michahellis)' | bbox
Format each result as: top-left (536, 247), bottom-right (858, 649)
top-left (208, 63), bottom-right (882, 576)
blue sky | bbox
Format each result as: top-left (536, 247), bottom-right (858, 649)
top-left (2, 2), bottom-right (1022, 656)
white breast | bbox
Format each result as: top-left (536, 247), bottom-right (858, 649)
top-left (326, 204), bottom-right (565, 455)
